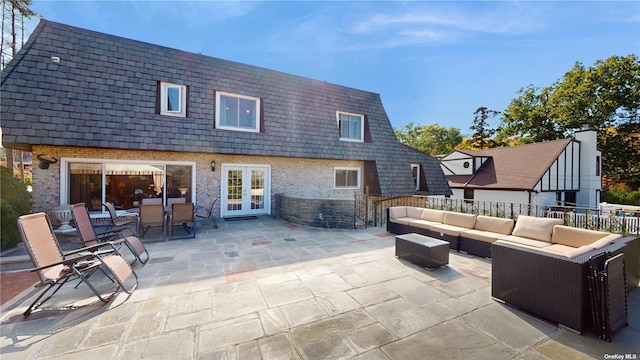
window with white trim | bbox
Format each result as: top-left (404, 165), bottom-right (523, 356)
top-left (216, 92), bottom-right (261, 132)
top-left (337, 112), bottom-right (364, 142)
top-left (411, 164), bottom-right (420, 191)
top-left (334, 167), bottom-right (360, 189)
top-left (160, 82), bottom-right (187, 117)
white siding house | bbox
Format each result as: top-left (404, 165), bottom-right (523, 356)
top-left (439, 127), bottom-right (602, 209)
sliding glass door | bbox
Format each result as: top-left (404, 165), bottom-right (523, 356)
top-left (65, 160), bottom-right (194, 210)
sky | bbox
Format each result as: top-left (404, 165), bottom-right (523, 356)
top-left (24, 1), bottom-right (640, 136)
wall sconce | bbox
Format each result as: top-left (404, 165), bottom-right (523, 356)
top-left (37, 154), bottom-right (58, 169)
top-left (211, 160), bottom-right (216, 172)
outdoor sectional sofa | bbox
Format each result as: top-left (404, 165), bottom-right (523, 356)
top-left (387, 206), bottom-right (640, 333)
top-left (387, 206), bottom-right (515, 256)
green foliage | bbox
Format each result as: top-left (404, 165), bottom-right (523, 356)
top-left (394, 123), bottom-right (463, 155)
top-left (469, 106), bottom-right (500, 149)
top-left (497, 55), bottom-right (640, 184)
top-left (601, 189), bottom-right (640, 206)
top-left (1, 166), bottom-right (31, 250)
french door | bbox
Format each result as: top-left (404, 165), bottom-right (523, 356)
top-left (221, 165), bottom-right (271, 217)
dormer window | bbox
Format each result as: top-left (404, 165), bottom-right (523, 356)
top-left (160, 82), bottom-right (187, 117)
top-left (337, 112), bottom-right (364, 142)
top-left (216, 92), bottom-right (261, 132)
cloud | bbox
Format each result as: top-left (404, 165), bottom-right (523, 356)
top-left (266, 2), bottom-right (549, 55)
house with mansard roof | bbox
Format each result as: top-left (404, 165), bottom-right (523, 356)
top-left (439, 127), bottom-right (602, 209)
top-left (1, 20), bottom-right (451, 227)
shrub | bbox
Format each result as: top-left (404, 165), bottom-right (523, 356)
top-left (601, 188), bottom-right (640, 206)
top-left (1, 166), bottom-right (32, 250)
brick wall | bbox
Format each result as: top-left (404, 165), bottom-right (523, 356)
top-left (30, 145), bottom-right (364, 218)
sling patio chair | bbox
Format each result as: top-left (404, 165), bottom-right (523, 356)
top-left (17, 212), bottom-right (138, 317)
top-left (169, 202), bottom-right (196, 239)
top-left (139, 203), bottom-right (167, 240)
top-left (103, 202), bottom-right (140, 236)
top-left (71, 203), bottom-right (150, 265)
top-left (194, 198), bottom-right (218, 229)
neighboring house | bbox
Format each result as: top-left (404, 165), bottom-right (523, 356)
top-left (1, 20), bottom-right (451, 227)
top-left (439, 127), bottom-right (602, 209)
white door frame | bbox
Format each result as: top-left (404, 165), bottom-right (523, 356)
top-left (220, 164), bottom-right (271, 217)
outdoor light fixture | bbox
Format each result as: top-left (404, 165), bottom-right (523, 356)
top-left (211, 160), bottom-right (216, 172)
top-left (37, 154), bottom-right (58, 169)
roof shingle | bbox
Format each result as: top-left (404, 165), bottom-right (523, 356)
top-left (1, 20), bottom-right (451, 196)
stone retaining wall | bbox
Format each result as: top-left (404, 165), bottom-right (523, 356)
top-left (276, 194), bottom-right (355, 229)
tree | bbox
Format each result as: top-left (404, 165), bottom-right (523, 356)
top-left (394, 123), bottom-right (463, 155)
top-left (1, 0), bottom-right (36, 179)
top-left (2, 0), bottom-right (35, 68)
top-left (500, 85), bottom-right (563, 142)
top-left (469, 106), bottom-right (499, 149)
top-left (496, 55), bottom-right (640, 184)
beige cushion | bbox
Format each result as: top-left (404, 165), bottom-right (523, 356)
top-left (430, 223), bottom-right (468, 237)
top-left (494, 239), bottom-right (551, 252)
top-left (538, 244), bottom-right (596, 258)
top-left (421, 209), bottom-right (445, 223)
top-left (551, 225), bottom-right (614, 248)
top-left (389, 207), bottom-right (407, 219)
top-left (460, 229), bottom-right (504, 243)
top-left (406, 207), bottom-right (424, 219)
top-left (498, 235), bottom-right (551, 248)
top-left (590, 234), bottom-right (621, 249)
top-left (473, 216), bottom-right (514, 235)
top-left (443, 212), bottom-right (476, 229)
top-left (390, 217), bottom-right (413, 225)
top-left (408, 219), bottom-right (440, 230)
top-left (512, 216), bottom-right (563, 243)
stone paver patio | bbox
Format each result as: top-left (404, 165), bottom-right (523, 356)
top-left (1, 216), bottom-right (638, 359)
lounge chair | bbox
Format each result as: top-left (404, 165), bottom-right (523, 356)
top-left (71, 203), bottom-right (149, 265)
top-left (169, 202), bottom-right (195, 239)
top-left (17, 212), bottom-right (138, 317)
top-left (102, 202), bottom-right (140, 236)
top-left (194, 199), bottom-right (218, 229)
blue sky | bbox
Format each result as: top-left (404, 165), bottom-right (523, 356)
top-left (27, 1), bottom-right (640, 135)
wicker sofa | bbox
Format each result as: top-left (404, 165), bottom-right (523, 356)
top-left (492, 226), bottom-right (639, 334)
top-left (386, 206), bottom-right (640, 334)
top-left (386, 206), bottom-right (514, 255)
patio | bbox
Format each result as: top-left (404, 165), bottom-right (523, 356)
top-left (1, 216), bottom-right (638, 359)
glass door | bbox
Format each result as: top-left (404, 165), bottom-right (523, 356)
top-left (222, 165), bottom-right (270, 217)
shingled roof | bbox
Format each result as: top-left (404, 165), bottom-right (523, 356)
top-left (1, 20), bottom-right (451, 196)
top-left (446, 139), bottom-right (573, 190)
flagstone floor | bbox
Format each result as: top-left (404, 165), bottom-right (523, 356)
top-left (1, 216), bottom-right (638, 359)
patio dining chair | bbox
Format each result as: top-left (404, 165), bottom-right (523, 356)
top-left (17, 212), bottom-right (138, 317)
top-left (142, 198), bottom-right (163, 205)
top-left (169, 202), bottom-right (195, 239)
top-left (139, 203), bottom-right (166, 240)
top-left (103, 202), bottom-right (140, 236)
top-left (71, 203), bottom-right (150, 265)
top-left (167, 197), bottom-right (186, 206)
top-left (194, 198), bottom-right (218, 229)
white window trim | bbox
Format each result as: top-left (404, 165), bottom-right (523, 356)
top-left (336, 111), bottom-right (364, 142)
top-left (334, 167), bottom-right (361, 189)
top-left (160, 82), bottom-right (187, 117)
top-left (59, 158), bottom-right (196, 210)
top-left (411, 164), bottom-right (420, 191)
top-left (215, 91), bottom-right (261, 133)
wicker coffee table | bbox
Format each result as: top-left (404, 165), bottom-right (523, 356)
top-left (395, 233), bottom-right (449, 269)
